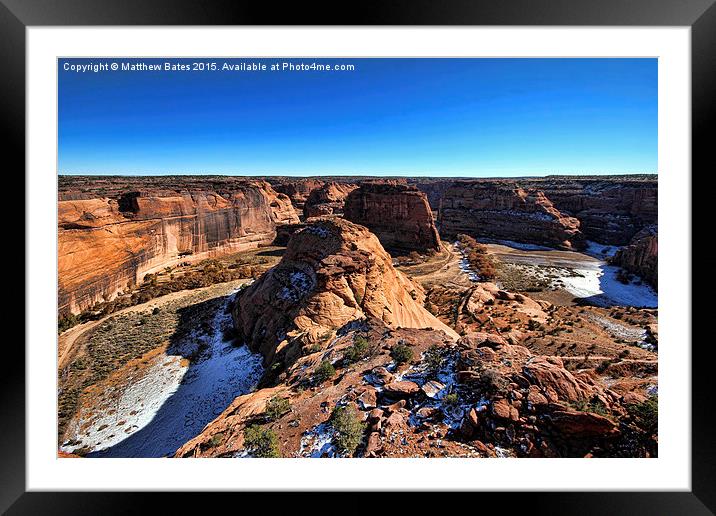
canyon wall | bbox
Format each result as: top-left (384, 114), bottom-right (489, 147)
top-left (519, 177), bottom-right (657, 245)
top-left (58, 178), bottom-right (298, 315)
top-left (271, 178), bottom-right (324, 215)
top-left (612, 225), bottom-right (658, 288)
top-left (343, 182), bottom-right (441, 253)
top-left (438, 181), bottom-right (585, 250)
top-left (303, 182), bottom-right (357, 219)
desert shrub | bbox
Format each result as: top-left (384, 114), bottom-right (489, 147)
top-left (443, 392), bottom-right (460, 407)
top-left (629, 395), bottom-right (658, 434)
top-left (208, 432), bottom-right (224, 448)
top-left (571, 396), bottom-right (610, 417)
top-left (58, 313), bottom-right (81, 334)
top-left (422, 344), bottom-right (444, 378)
top-left (343, 336), bottom-right (370, 364)
top-left (265, 396), bottom-right (291, 421)
top-left (243, 425), bottom-right (280, 457)
top-left (390, 342), bottom-right (414, 364)
top-left (314, 360), bottom-right (336, 383)
top-left (595, 360), bottom-right (612, 374)
top-left (330, 405), bottom-right (366, 456)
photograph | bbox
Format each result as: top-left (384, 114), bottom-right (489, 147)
top-left (55, 57), bottom-right (660, 460)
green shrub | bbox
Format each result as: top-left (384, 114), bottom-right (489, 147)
top-left (443, 392), bottom-right (459, 407)
top-left (343, 336), bottom-right (370, 364)
top-left (243, 425), bottom-right (280, 458)
top-left (390, 342), bottom-right (414, 364)
top-left (423, 344), bottom-right (444, 378)
top-left (629, 395), bottom-right (658, 434)
top-left (208, 432), bottom-right (224, 448)
top-left (265, 396), bottom-right (291, 421)
top-left (314, 360), bottom-right (336, 383)
top-left (330, 405), bottom-right (366, 456)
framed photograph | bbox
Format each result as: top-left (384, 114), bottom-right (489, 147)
top-left (6, 0), bottom-right (714, 512)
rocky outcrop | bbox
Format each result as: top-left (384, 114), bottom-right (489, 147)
top-left (303, 182), bottom-right (357, 219)
top-left (519, 176), bottom-right (657, 245)
top-left (612, 225), bottom-right (658, 288)
top-left (343, 182), bottom-right (441, 253)
top-left (438, 181), bottom-right (585, 250)
top-left (232, 218), bottom-right (458, 368)
top-left (271, 179), bottom-right (324, 213)
top-left (58, 178), bottom-right (299, 315)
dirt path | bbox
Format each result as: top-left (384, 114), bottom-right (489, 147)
top-left (397, 242), bottom-right (474, 290)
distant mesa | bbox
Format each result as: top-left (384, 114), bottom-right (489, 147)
top-left (438, 181), bottom-right (586, 251)
top-left (303, 181), bottom-right (358, 219)
top-left (343, 181), bottom-right (441, 254)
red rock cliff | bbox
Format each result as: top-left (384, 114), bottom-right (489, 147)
top-left (303, 182), bottom-right (357, 219)
top-left (58, 179), bottom-right (298, 315)
top-left (612, 225), bottom-right (658, 288)
top-left (343, 182), bottom-right (441, 253)
top-left (438, 181), bottom-right (585, 250)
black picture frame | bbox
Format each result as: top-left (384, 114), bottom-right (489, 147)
top-left (4, 0), bottom-right (714, 513)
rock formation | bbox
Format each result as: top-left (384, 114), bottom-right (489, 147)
top-left (438, 181), bottom-right (585, 250)
top-left (58, 177), bottom-right (298, 315)
top-left (231, 218), bottom-right (458, 368)
top-left (271, 178), bottom-right (324, 214)
top-left (612, 225), bottom-right (658, 287)
top-left (343, 182), bottom-right (441, 253)
top-left (303, 182), bottom-right (357, 218)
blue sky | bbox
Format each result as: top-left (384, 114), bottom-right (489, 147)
top-left (58, 58), bottom-right (657, 177)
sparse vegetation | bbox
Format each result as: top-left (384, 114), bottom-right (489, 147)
top-left (390, 342), bottom-right (414, 364)
top-left (243, 424), bottom-right (280, 457)
top-left (342, 336), bottom-right (370, 365)
top-left (314, 360), bottom-right (336, 383)
top-left (265, 396), bottom-right (291, 421)
top-left (457, 234), bottom-right (497, 280)
top-left (628, 395), bottom-right (658, 435)
top-left (330, 405), bottom-right (366, 456)
top-left (422, 344), bottom-right (444, 378)
top-left (443, 392), bottom-right (460, 407)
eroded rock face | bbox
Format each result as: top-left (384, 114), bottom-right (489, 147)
top-left (232, 218), bottom-right (457, 368)
top-left (303, 182), bottom-right (357, 219)
top-left (438, 181), bottom-right (585, 250)
top-left (519, 177), bottom-right (657, 245)
top-left (271, 179), bottom-right (324, 213)
top-left (58, 178), bottom-right (298, 315)
top-left (612, 225), bottom-right (658, 287)
top-left (343, 182), bottom-right (441, 253)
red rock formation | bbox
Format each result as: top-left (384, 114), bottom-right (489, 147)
top-left (232, 218), bottom-right (457, 368)
top-left (343, 182), bottom-right (441, 253)
top-left (58, 179), bottom-right (298, 315)
top-left (438, 181), bottom-right (585, 250)
top-left (612, 225), bottom-right (658, 288)
top-left (520, 176), bottom-right (657, 245)
top-left (303, 182), bottom-right (357, 219)
top-left (271, 179), bottom-right (324, 213)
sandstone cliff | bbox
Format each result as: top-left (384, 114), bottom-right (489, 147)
top-left (612, 225), bottom-right (658, 288)
top-left (303, 182), bottom-right (357, 218)
top-left (519, 176), bottom-right (657, 245)
top-left (438, 181), bottom-right (585, 250)
top-left (58, 179), bottom-right (298, 315)
top-left (232, 218), bottom-right (458, 369)
top-left (343, 182), bottom-right (441, 253)
top-left (271, 178), bottom-right (324, 214)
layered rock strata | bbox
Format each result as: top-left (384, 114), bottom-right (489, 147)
top-left (303, 182), bottom-right (357, 219)
top-left (58, 179), bottom-right (298, 315)
top-left (612, 225), bottom-right (658, 288)
top-left (343, 182), bottom-right (441, 253)
top-left (438, 181), bottom-right (585, 250)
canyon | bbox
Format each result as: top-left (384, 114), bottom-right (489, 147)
top-left (58, 177), bottom-right (298, 315)
top-left (58, 174), bottom-right (658, 460)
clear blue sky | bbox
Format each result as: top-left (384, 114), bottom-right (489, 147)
top-left (58, 58), bottom-right (657, 177)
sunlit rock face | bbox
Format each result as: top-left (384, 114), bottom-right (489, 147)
top-left (612, 225), bottom-right (658, 288)
top-left (232, 218), bottom-right (457, 368)
top-left (438, 181), bottom-right (585, 250)
top-left (303, 182), bottom-right (358, 219)
top-left (343, 182), bottom-right (441, 253)
top-left (58, 177), bottom-right (298, 315)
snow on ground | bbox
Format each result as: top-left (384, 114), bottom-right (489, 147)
top-left (453, 242), bottom-right (480, 282)
top-left (62, 290), bottom-right (264, 458)
top-left (583, 240), bottom-right (619, 259)
top-left (298, 422), bottom-right (336, 458)
top-left (559, 263), bottom-right (657, 308)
